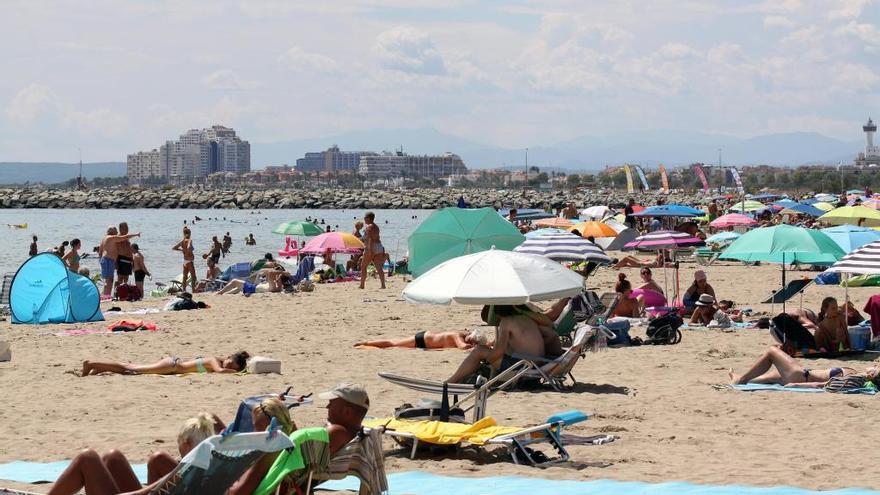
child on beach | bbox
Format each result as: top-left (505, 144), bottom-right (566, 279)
top-left (131, 243), bottom-right (150, 297)
top-left (81, 351), bottom-right (250, 376)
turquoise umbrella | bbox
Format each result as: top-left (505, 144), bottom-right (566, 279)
top-left (719, 225), bottom-right (846, 310)
top-left (408, 207), bottom-right (526, 278)
top-left (272, 221), bottom-right (324, 236)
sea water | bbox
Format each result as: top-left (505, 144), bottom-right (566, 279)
top-left (0, 208), bottom-right (431, 290)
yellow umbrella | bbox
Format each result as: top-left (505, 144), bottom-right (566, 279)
top-left (569, 221), bottom-right (618, 238)
top-left (818, 205), bottom-right (880, 227)
top-left (534, 217), bottom-right (574, 228)
top-left (812, 202), bottom-right (834, 212)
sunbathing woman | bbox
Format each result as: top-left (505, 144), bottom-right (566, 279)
top-left (81, 351), bottom-right (249, 376)
top-left (613, 274), bottom-right (642, 318)
top-left (729, 346), bottom-right (879, 388)
top-left (47, 412), bottom-right (220, 495)
top-left (613, 252), bottom-right (665, 269)
top-left (354, 330), bottom-right (483, 350)
top-left (218, 268), bottom-right (291, 295)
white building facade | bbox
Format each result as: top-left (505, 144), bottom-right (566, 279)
top-left (358, 151), bottom-right (467, 179)
top-left (127, 125), bottom-right (250, 183)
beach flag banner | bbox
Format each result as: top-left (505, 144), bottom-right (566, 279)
top-left (623, 165), bottom-right (635, 193)
top-left (729, 167), bottom-right (744, 194)
top-left (658, 164), bottom-right (669, 193)
top-left (693, 164), bottom-right (710, 193)
top-left (634, 165), bottom-right (650, 191)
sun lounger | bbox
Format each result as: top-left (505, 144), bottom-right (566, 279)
top-left (693, 247), bottom-right (721, 266)
top-left (762, 278), bottom-right (813, 304)
top-left (510, 324), bottom-right (607, 391)
top-left (363, 410), bottom-right (590, 466)
top-left (306, 427), bottom-right (388, 495)
top-left (148, 431), bottom-right (293, 495)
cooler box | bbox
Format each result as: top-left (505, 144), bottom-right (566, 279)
top-left (248, 356), bottom-right (282, 374)
top-left (848, 326), bottom-right (871, 351)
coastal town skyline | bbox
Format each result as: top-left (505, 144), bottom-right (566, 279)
top-left (2, 1), bottom-right (879, 163)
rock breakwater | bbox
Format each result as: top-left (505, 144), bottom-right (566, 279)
top-left (0, 187), bottom-right (706, 210)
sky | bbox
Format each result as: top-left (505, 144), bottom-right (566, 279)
top-left (1, 0), bottom-right (879, 162)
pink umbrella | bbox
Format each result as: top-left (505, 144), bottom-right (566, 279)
top-left (624, 230), bottom-right (705, 250)
top-left (300, 232), bottom-right (365, 254)
top-left (862, 198), bottom-right (880, 210)
top-left (710, 213), bottom-right (757, 228)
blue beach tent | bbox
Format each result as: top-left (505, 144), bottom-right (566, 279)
top-left (10, 253), bottom-right (104, 324)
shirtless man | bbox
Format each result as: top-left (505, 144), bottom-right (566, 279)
top-left (562, 202), bottom-right (579, 219)
top-left (131, 243), bottom-right (150, 296)
top-left (447, 305), bottom-right (545, 383)
top-left (98, 226), bottom-right (141, 297)
top-left (216, 268), bottom-right (290, 295)
top-left (355, 330), bottom-right (483, 350)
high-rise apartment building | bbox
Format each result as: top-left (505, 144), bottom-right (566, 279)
top-left (125, 150), bottom-right (162, 183)
top-left (127, 125), bottom-right (250, 183)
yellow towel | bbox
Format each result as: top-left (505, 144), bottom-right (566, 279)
top-left (363, 416), bottom-right (525, 445)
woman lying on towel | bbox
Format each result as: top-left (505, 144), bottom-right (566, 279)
top-left (354, 330), bottom-right (486, 350)
top-left (81, 351), bottom-right (249, 376)
top-left (47, 412), bottom-right (221, 495)
top-left (729, 346), bottom-right (879, 389)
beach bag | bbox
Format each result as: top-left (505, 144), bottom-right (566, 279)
top-left (823, 375), bottom-right (866, 393)
top-left (297, 279), bottom-right (314, 292)
top-left (604, 318), bottom-right (631, 346)
top-left (646, 313), bottom-right (683, 344)
top-left (115, 284), bottom-right (141, 302)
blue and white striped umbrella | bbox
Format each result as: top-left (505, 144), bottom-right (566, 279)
top-left (514, 232), bottom-right (611, 263)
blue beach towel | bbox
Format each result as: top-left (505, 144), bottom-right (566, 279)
top-left (730, 384), bottom-right (876, 395)
top-left (0, 460), bottom-right (148, 484)
top-left (318, 472), bottom-right (880, 495)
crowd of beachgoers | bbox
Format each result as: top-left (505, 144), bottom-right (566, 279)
top-left (4, 187), bottom-right (880, 494)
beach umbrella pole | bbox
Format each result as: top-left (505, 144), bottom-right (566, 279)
top-left (781, 253), bottom-right (787, 312)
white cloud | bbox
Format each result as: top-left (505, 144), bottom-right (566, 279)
top-left (763, 15), bottom-right (795, 28)
top-left (63, 108), bottom-right (128, 137)
top-left (7, 83), bottom-right (59, 125)
top-left (827, 0), bottom-right (876, 19)
top-left (372, 26), bottom-right (447, 75)
top-left (832, 63), bottom-right (880, 91)
top-left (657, 42), bottom-right (700, 59)
top-left (277, 46), bottom-right (339, 73)
top-left (201, 70), bottom-right (262, 90)
top-left (835, 21), bottom-right (880, 49)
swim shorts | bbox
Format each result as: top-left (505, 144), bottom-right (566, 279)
top-left (497, 354), bottom-right (522, 373)
top-left (134, 270), bottom-right (146, 282)
top-left (414, 331), bottom-right (427, 349)
top-left (100, 256), bottom-right (115, 278)
top-left (243, 281), bottom-right (257, 294)
top-left (116, 255), bottom-right (133, 276)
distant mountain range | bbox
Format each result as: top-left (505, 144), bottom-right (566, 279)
top-left (0, 162), bottom-right (126, 185)
top-left (251, 127), bottom-right (864, 170)
top-left (0, 128), bottom-right (865, 184)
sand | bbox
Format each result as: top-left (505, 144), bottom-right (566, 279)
top-left (1, 261), bottom-right (878, 492)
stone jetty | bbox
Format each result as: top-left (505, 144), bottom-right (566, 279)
top-left (0, 186), bottom-right (707, 210)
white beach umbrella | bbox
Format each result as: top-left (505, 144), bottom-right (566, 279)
top-left (402, 248), bottom-right (585, 305)
top-left (580, 205), bottom-right (612, 220)
top-left (826, 239), bottom-right (880, 275)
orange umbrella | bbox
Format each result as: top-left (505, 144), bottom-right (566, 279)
top-left (569, 221), bottom-right (618, 238)
top-left (534, 217), bottom-right (574, 228)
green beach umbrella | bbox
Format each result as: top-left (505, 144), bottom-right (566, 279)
top-left (728, 200), bottom-right (764, 212)
top-left (272, 221), bottom-right (324, 236)
top-left (719, 225), bottom-right (846, 310)
top-left (408, 207), bottom-right (526, 278)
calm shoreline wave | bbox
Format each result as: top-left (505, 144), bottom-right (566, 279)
top-left (0, 208), bottom-right (430, 290)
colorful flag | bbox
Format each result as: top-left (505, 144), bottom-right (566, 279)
top-left (729, 167), bottom-right (744, 194)
top-left (693, 164), bottom-right (710, 192)
top-left (623, 165), bottom-right (634, 193)
top-left (634, 165), bottom-right (650, 191)
top-left (658, 164), bottom-right (670, 193)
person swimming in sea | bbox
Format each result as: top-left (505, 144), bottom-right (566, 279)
top-left (81, 351), bottom-right (249, 376)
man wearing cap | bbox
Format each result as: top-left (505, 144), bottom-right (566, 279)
top-left (683, 270), bottom-right (716, 315)
top-left (239, 383), bottom-right (370, 495)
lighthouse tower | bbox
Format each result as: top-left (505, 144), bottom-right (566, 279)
top-left (856, 117), bottom-right (880, 167)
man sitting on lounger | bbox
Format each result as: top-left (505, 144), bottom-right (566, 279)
top-left (446, 305), bottom-right (546, 384)
top-left (355, 330), bottom-right (485, 350)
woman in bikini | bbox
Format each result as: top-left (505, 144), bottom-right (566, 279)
top-left (47, 412), bottom-right (221, 495)
top-left (81, 351), bottom-right (250, 376)
top-left (613, 273), bottom-right (642, 317)
top-left (173, 226), bottom-right (197, 293)
top-left (814, 297), bottom-right (851, 352)
top-left (359, 211), bottom-right (386, 289)
top-left (729, 346), bottom-right (879, 388)
top-left (355, 330), bottom-right (482, 350)
top-left (62, 238), bottom-right (82, 272)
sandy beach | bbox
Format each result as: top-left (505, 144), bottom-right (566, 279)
top-left (1, 261), bottom-right (878, 493)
